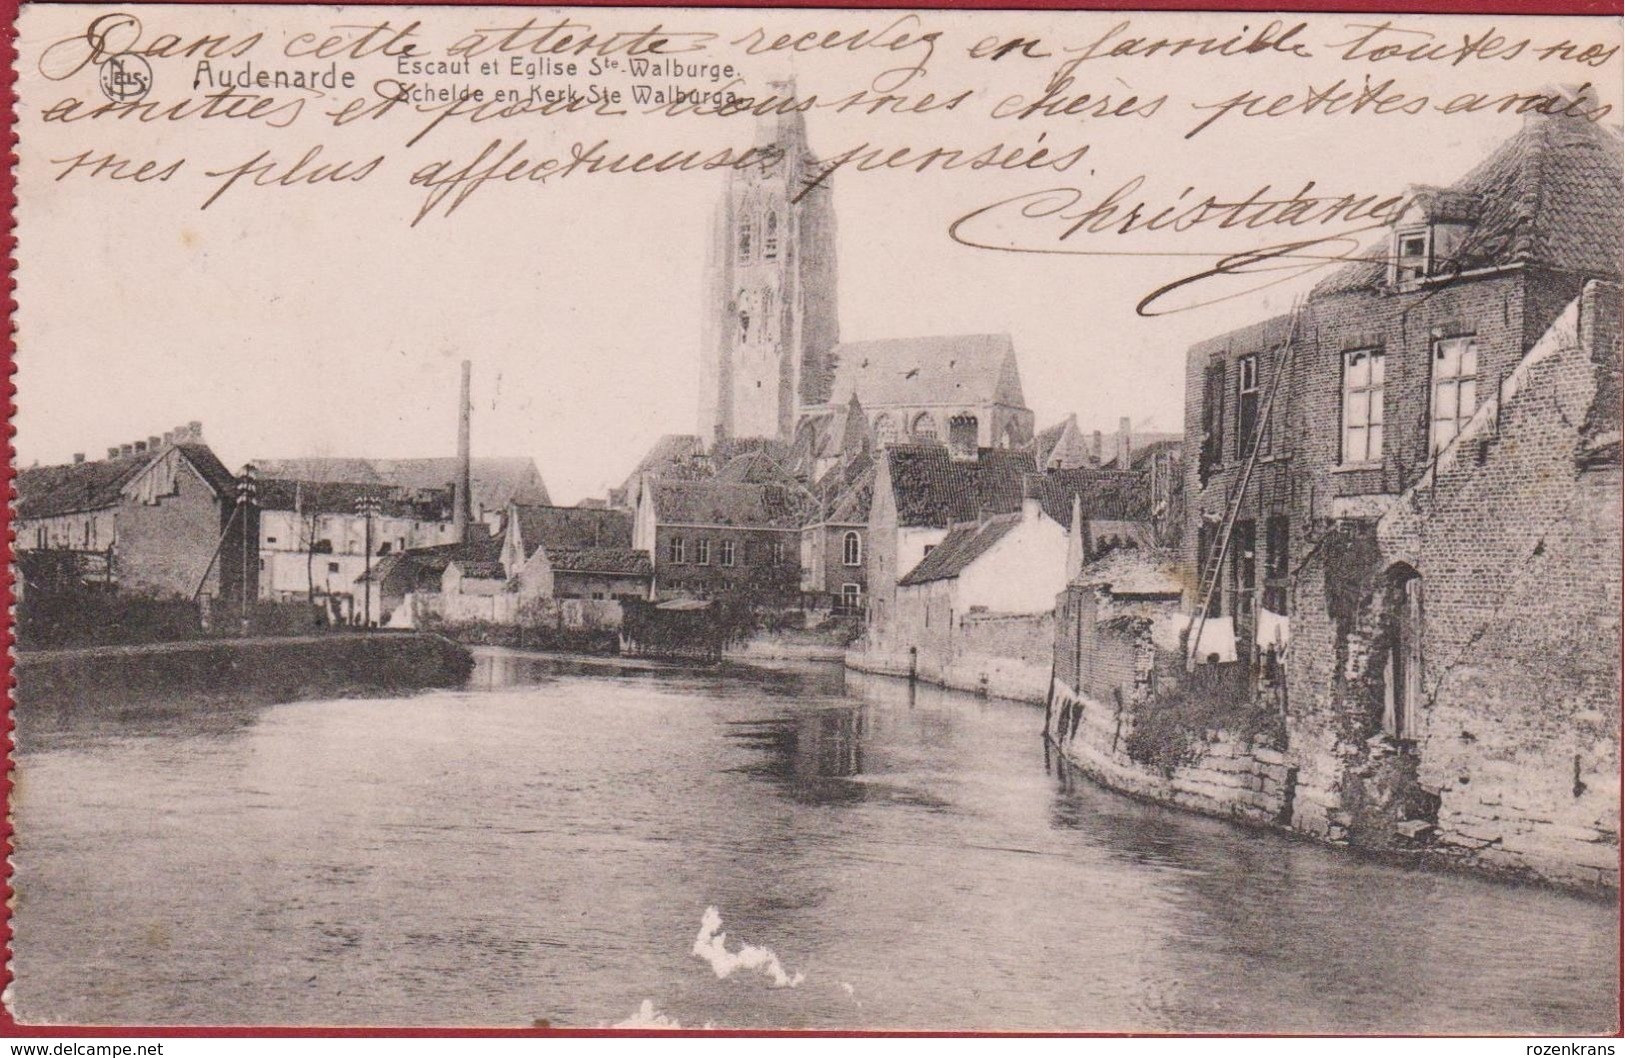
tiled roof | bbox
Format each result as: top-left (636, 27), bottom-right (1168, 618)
top-left (1033, 418), bottom-right (1072, 467)
top-left (177, 444), bottom-right (240, 498)
top-left (882, 445), bottom-right (1034, 528)
top-left (371, 537), bottom-right (503, 580)
top-left (17, 443), bottom-right (238, 521)
top-left (453, 559), bottom-right (508, 580)
top-left (257, 478), bottom-right (452, 519)
top-left (899, 513), bottom-right (1023, 585)
top-left (829, 334), bottom-right (1023, 409)
top-left (253, 456), bottom-right (551, 511)
top-left (1315, 113), bottom-right (1623, 296)
top-left (510, 504), bottom-right (631, 553)
top-left (882, 446), bottom-right (1156, 530)
top-left (651, 480), bottom-right (812, 528)
top-left (16, 454), bottom-right (149, 520)
top-left (1037, 468), bottom-right (1154, 525)
top-left (1075, 547), bottom-right (1185, 598)
top-left (714, 449), bottom-right (803, 486)
top-left (612, 434), bottom-right (709, 506)
top-left (548, 548), bottom-right (654, 576)
top-left (808, 451), bottom-right (876, 525)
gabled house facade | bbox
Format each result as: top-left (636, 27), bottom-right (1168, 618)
top-left (631, 476), bottom-right (810, 600)
top-left (15, 425), bottom-right (256, 604)
top-left (1164, 107), bottom-right (1623, 887)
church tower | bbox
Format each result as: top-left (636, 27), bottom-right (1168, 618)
top-left (698, 96), bottom-right (839, 444)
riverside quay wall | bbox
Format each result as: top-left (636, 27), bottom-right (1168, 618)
top-left (15, 633), bottom-right (475, 713)
top-left (1047, 289), bottom-right (1621, 896)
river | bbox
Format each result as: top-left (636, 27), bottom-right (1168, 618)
top-left (10, 649), bottom-right (1619, 1032)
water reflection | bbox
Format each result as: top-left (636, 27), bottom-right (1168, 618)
top-left (9, 648), bottom-right (1618, 1033)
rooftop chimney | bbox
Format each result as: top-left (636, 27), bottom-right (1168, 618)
top-left (1021, 474), bottom-right (1044, 522)
top-left (72, 453), bottom-right (85, 464)
top-left (188, 420), bottom-right (203, 440)
top-left (107, 447), bottom-right (120, 460)
top-left (454, 360), bottom-right (473, 543)
top-left (1118, 416), bottom-right (1133, 468)
top-left (134, 441), bottom-right (148, 454)
top-left (120, 444), bottom-right (134, 457)
top-left (163, 431), bottom-right (174, 445)
top-left (147, 435), bottom-right (161, 450)
top-left (1091, 430), bottom-right (1103, 465)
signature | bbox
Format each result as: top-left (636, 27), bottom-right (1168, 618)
top-left (949, 178), bottom-right (1414, 315)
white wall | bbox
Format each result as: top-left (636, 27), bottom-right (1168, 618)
top-left (896, 526), bottom-right (947, 583)
top-left (957, 507), bottom-right (1070, 614)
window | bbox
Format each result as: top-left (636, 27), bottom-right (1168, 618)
top-left (668, 536), bottom-right (686, 564)
top-left (771, 540), bottom-right (786, 564)
top-left (911, 413), bottom-right (937, 442)
top-left (1236, 355), bottom-right (1261, 461)
top-left (1382, 571), bottom-right (1424, 740)
top-left (1393, 226), bottom-right (1430, 284)
top-left (265, 535), bottom-right (278, 545)
top-left (842, 531), bottom-right (862, 567)
top-left (873, 414), bottom-right (897, 446)
top-left (948, 414), bottom-right (979, 457)
top-left (1231, 520), bottom-right (1257, 622)
top-left (327, 562), bottom-right (340, 574)
top-left (720, 539), bottom-right (736, 567)
top-left (1431, 336), bottom-right (1479, 455)
top-left (1200, 361), bottom-right (1226, 484)
top-left (258, 558), bottom-right (266, 571)
top-left (1342, 349), bottom-right (1385, 465)
top-left (1264, 515), bottom-right (1290, 615)
top-left (738, 310), bottom-right (750, 345)
top-left (764, 211), bottom-right (780, 258)
top-left (696, 538), bottom-right (711, 565)
top-left (738, 211), bottom-right (754, 262)
top-left (841, 583), bottom-right (862, 610)
top-left (1195, 522), bottom-right (1221, 618)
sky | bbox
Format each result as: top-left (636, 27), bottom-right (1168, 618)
top-left (13, 6), bottom-right (1617, 503)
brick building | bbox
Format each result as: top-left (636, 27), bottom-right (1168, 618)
top-left (1162, 107), bottom-right (1623, 887)
top-left (15, 424), bottom-right (256, 605)
top-left (501, 503), bottom-right (652, 601)
top-left (631, 477), bottom-right (811, 600)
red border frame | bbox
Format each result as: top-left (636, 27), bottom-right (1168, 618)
top-left (2, 0), bottom-right (1621, 1039)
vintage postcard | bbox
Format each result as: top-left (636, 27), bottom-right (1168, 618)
top-left (7, 1), bottom-right (1622, 1035)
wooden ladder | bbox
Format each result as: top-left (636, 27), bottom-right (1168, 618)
top-left (1186, 296), bottom-right (1305, 671)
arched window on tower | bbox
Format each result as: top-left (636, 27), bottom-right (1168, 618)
top-left (948, 413), bottom-right (979, 458)
top-left (738, 211), bottom-right (755, 262)
top-left (738, 310), bottom-right (751, 345)
top-left (843, 531), bottom-right (862, 567)
top-left (911, 412), bottom-right (939, 443)
top-left (764, 211), bottom-right (780, 258)
top-left (873, 414), bottom-right (898, 447)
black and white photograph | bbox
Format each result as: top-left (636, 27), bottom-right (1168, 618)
top-left (7, 1), bottom-right (1623, 1038)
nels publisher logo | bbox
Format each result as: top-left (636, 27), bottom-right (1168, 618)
top-left (98, 52), bottom-right (152, 102)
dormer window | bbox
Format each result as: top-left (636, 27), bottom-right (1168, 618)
top-left (1392, 226), bottom-right (1432, 285)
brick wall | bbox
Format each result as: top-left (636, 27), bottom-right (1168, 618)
top-left (116, 462), bottom-right (235, 600)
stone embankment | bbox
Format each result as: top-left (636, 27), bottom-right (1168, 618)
top-left (15, 633), bottom-right (474, 710)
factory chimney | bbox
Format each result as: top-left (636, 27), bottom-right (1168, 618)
top-left (454, 360), bottom-right (473, 542)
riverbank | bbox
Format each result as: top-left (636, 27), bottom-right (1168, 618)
top-left (15, 633), bottom-right (474, 711)
top-left (1044, 676), bottom-right (1620, 898)
top-left (843, 643), bottom-right (1051, 704)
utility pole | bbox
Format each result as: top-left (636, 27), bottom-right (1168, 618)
top-left (236, 464), bottom-right (258, 636)
top-left (454, 359), bottom-right (473, 544)
top-left (356, 494), bottom-right (382, 627)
